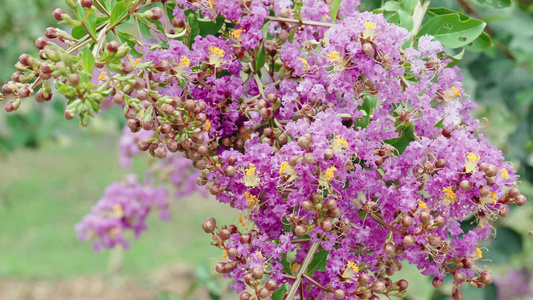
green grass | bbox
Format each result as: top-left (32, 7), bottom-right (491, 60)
top-left (0, 132), bottom-right (236, 279)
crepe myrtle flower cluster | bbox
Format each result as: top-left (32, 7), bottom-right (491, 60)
top-left (0, 0), bottom-right (528, 299)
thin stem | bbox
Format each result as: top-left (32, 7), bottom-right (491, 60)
top-left (286, 239), bottom-right (322, 300)
top-left (265, 16), bottom-right (334, 28)
top-left (93, 0), bottom-right (111, 17)
top-left (302, 274), bottom-right (331, 292)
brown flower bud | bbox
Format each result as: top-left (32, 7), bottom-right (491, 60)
top-left (384, 242), bottom-right (395, 256)
top-left (498, 205), bottom-right (509, 217)
top-left (35, 37), bottom-right (49, 50)
top-left (215, 262), bottom-right (227, 273)
top-left (53, 8), bottom-right (67, 21)
top-left (454, 272), bottom-right (467, 283)
top-left (334, 289), bottom-right (345, 299)
top-left (401, 215), bottom-right (413, 228)
top-left (432, 277), bottom-right (443, 288)
top-left (372, 280), bottom-right (385, 293)
top-left (225, 166), bottom-right (237, 177)
top-left (514, 194), bottom-right (527, 206)
top-left (127, 118), bottom-right (141, 132)
top-left (419, 211), bottom-right (431, 225)
top-left (202, 219), bottom-right (216, 233)
top-left (324, 148), bottom-right (334, 160)
top-left (362, 43), bottom-right (374, 56)
top-left (460, 180), bottom-right (473, 191)
top-left (80, 0), bottom-right (93, 9)
top-left (320, 219), bottom-right (333, 232)
top-left (397, 279), bottom-right (408, 291)
top-left (252, 267), bottom-right (264, 280)
top-left (239, 292), bottom-right (251, 300)
top-left (435, 158), bottom-right (447, 169)
top-left (304, 152), bottom-right (315, 164)
top-left (150, 7), bottom-right (163, 20)
top-left (403, 234), bottom-right (415, 246)
top-left (154, 60), bottom-right (170, 72)
top-left (295, 224), bottom-right (308, 236)
top-left (485, 164), bottom-right (498, 177)
top-left (297, 136), bottom-right (311, 148)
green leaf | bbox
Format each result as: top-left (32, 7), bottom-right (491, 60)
top-left (401, 0), bottom-right (417, 13)
top-left (199, 15), bottom-right (225, 36)
top-left (272, 284), bottom-right (287, 300)
top-left (106, 0), bottom-right (116, 11)
top-left (484, 226), bottom-right (523, 264)
top-left (85, 11), bottom-right (97, 39)
top-left (417, 11), bottom-right (486, 48)
top-left (473, 0), bottom-right (512, 8)
top-left (357, 209), bottom-right (369, 220)
top-left (330, 0), bottom-right (342, 22)
top-left (77, 1), bottom-right (86, 20)
top-left (464, 32), bottom-right (493, 52)
top-left (279, 253), bottom-right (293, 275)
top-left (307, 250), bottom-right (329, 276)
top-left (138, 18), bottom-right (154, 39)
top-left (255, 46), bottom-right (266, 71)
top-left (187, 13), bottom-right (200, 46)
top-left (383, 122), bottom-right (415, 155)
top-left (387, 9), bottom-right (413, 31)
top-left (72, 26), bottom-right (86, 40)
top-left (82, 46), bottom-right (95, 73)
top-left (110, 1), bottom-right (128, 27)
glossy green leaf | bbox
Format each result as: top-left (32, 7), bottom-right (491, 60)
top-left (199, 15), bottom-right (225, 36)
top-left (330, 0), bottom-right (342, 22)
top-left (272, 284), bottom-right (287, 300)
top-left (464, 32), bottom-right (493, 52)
top-left (76, 1), bottom-right (85, 20)
top-left (72, 25), bottom-right (86, 39)
top-left (387, 9), bottom-right (413, 31)
top-left (383, 122), bottom-right (415, 155)
top-left (81, 46), bottom-right (95, 73)
top-left (137, 18), bottom-right (154, 39)
top-left (255, 46), bottom-right (266, 71)
top-left (187, 13), bottom-right (200, 46)
top-left (474, 0), bottom-right (512, 8)
top-left (307, 250), bottom-right (329, 276)
top-left (417, 11), bottom-right (486, 48)
top-left (110, 1), bottom-right (128, 27)
top-left (484, 226), bottom-right (523, 264)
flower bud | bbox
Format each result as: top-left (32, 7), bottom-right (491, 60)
top-left (403, 234), bottom-right (415, 246)
top-left (498, 205), bottom-right (509, 217)
top-left (202, 219), bottom-right (216, 233)
top-left (127, 118), bottom-right (141, 132)
top-left (80, 0), bottom-right (93, 9)
top-left (514, 194), bottom-right (527, 206)
top-left (150, 7), bottom-right (163, 20)
top-left (479, 185), bottom-right (490, 197)
top-left (297, 136), bottom-right (311, 148)
top-left (435, 158), bottom-right (447, 169)
top-left (225, 166), bottom-right (236, 177)
top-left (323, 199), bottom-right (337, 211)
top-left (154, 144), bottom-right (167, 159)
top-left (259, 107), bottom-right (272, 119)
top-left (454, 272), bottom-right (467, 283)
top-left (397, 279), bottom-right (408, 291)
top-left (53, 8), bottom-right (68, 21)
top-left (302, 200), bottom-right (314, 211)
top-left (401, 215), bottom-right (413, 228)
top-left (372, 280), bottom-right (385, 293)
top-left (324, 148), bottom-right (334, 160)
top-left (303, 152), bottom-right (315, 164)
top-left (154, 60), bottom-right (170, 72)
top-left (334, 289), bottom-right (345, 299)
top-left (419, 211), bottom-right (431, 225)
top-left (327, 207), bottom-right (341, 218)
top-left (35, 37), bottom-right (49, 50)
top-left (215, 262), bottom-right (227, 274)
top-left (257, 287), bottom-right (269, 299)
top-left (240, 233), bottom-right (251, 244)
top-left (485, 165), bottom-right (497, 177)
top-left (252, 267), bottom-right (264, 280)
top-left (320, 219), bottom-right (333, 232)
top-left (452, 287), bottom-right (463, 300)
top-left (362, 43), bottom-right (374, 56)
top-left (122, 61), bottom-right (134, 74)
top-left (479, 270), bottom-right (493, 285)
top-left (460, 180), bottom-right (473, 191)
top-left (383, 242), bottom-right (395, 256)
top-left (239, 292), bottom-right (251, 300)
top-left (432, 277), bottom-right (443, 288)
top-left (427, 235), bottom-right (441, 247)
top-left (295, 224), bottom-right (308, 236)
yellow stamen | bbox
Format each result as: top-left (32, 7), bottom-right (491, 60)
top-left (279, 161), bottom-right (290, 174)
top-left (180, 55), bottom-right (191, 67)
top-left (327, 51), bottom-right (340, 61)
top-left (476, 247), bottom-right (482, 258)
top-left (452, 87), bottom-right (461, 96)
top-left (418, 199), bottom-right (429, 212)
top-left (325, 166), bottom-right (337, 181)
top-left (500, 168), bottom-right (509, 180)
top-left (347, 261), bottom-right (359, 273)
top-left (222, 250), bottom-right (227, 258)
top-left (255, 251), bottom-right (263, 258)
top-left (98, 71), bottom-right (107, 80)
top-left (443, 186), bottom-right (457, 203)
top-left (467, 153), bottom-right (480, 163)
top-left (490, 192), bottom-right (498, 204)
top-left (133, 58), bottom-right (141, 66)
top-left (205, 119), bottom-right (211, 132)
top-left (209, 46), bottom-right (225, 57)
top-left (244, 163), bottom-right (260, 187)
top-left (245, 191), bottom-right (258, 207)
top-left (231, 29), bottom-right (243, 39)
top-left (332, 135), bottom-right (348, 152)
top-left (298, 57), bottom-right (311, 72)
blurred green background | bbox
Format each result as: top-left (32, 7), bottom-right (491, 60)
top-left (0, 0), bottom-right (532, 299)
